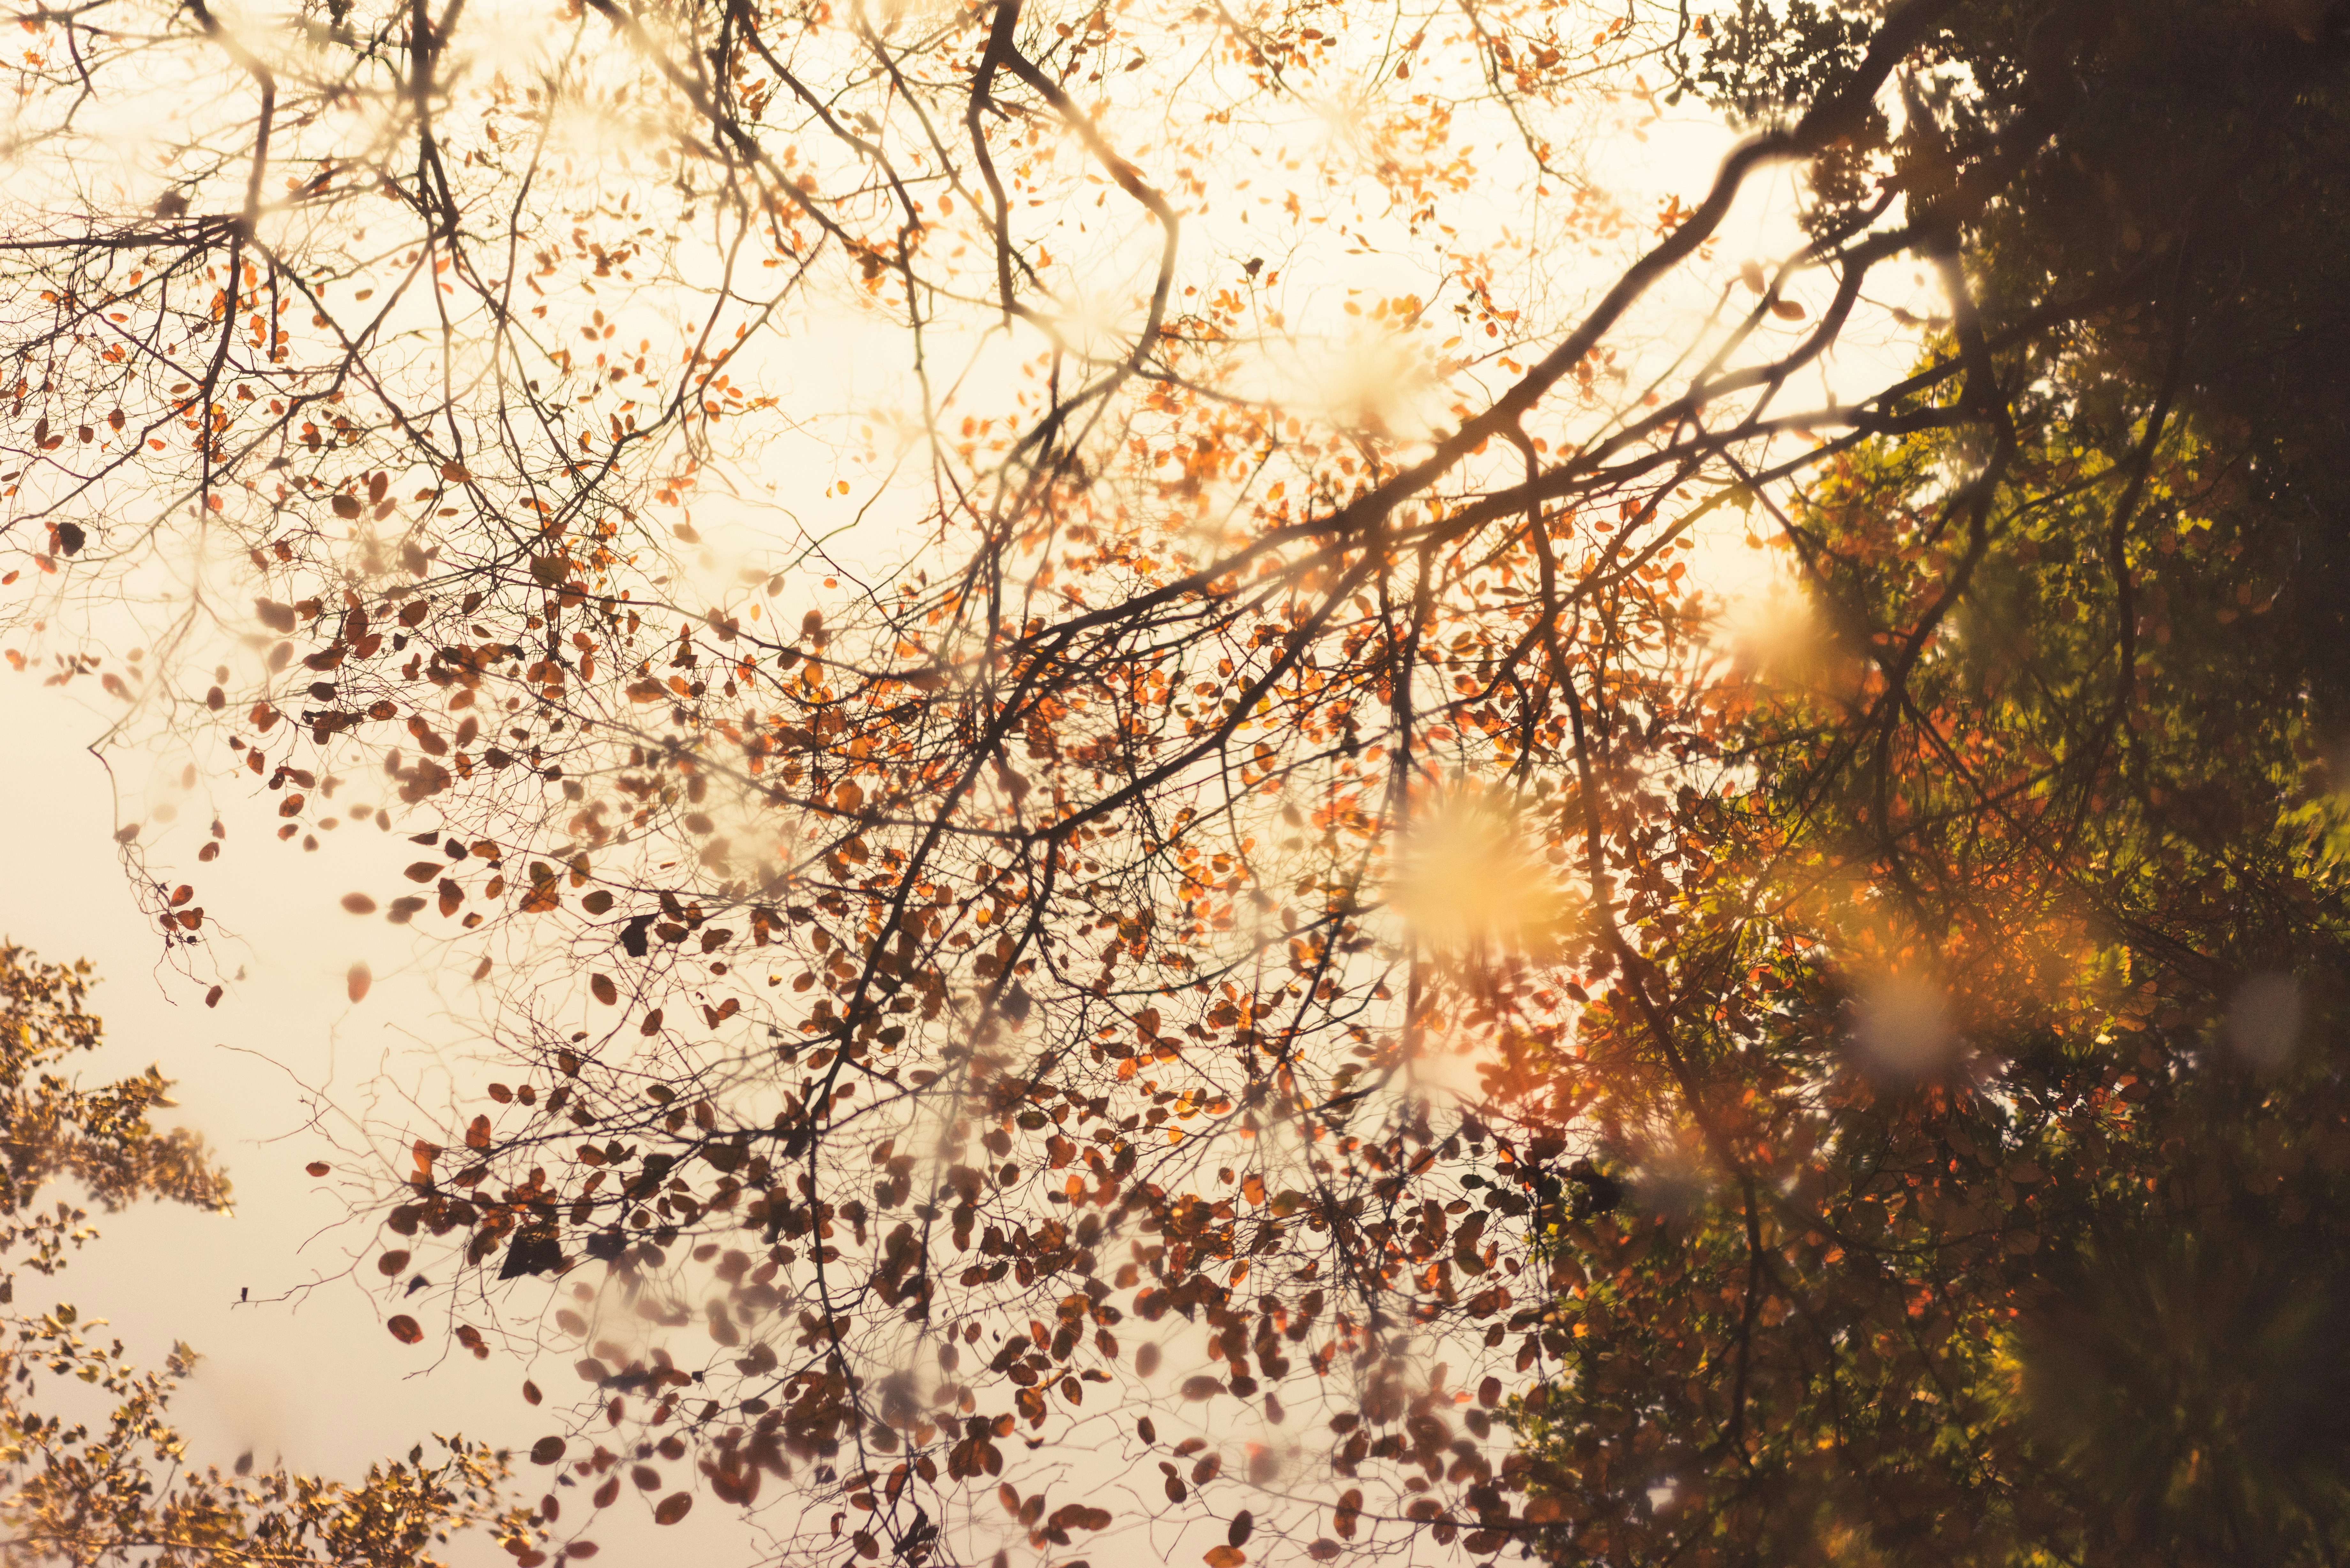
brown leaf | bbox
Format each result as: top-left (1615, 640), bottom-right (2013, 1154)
top-left (1770, 298), bottom-right (1806, 321)
top-left (653, 1493), bottom-right (693, 1526)
top-left (530, 1436), bottom-right (566, 1465)
top-left (347, 962), bottom-right (371, 1003)
top-left (1181, 1375), bottom-right (1224, 1401)
top-left (387, 1315), bottom-right (422, 1344)
top-left (592, 974), bottom-right (618, 1005)
top-left (341, 893), bottom-right (378, 914)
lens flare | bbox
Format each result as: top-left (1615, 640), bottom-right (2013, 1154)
top-left (2227, 971), bottom-right (2301, 1069)
top-left (1386, 793), bottom-right (1576, 960)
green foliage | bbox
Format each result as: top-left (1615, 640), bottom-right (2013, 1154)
top-left (1508, 11), bottom-right (2350, 1562)
top-left (1511, 312), bottom-right (2350, 1568)
top-left (1678, 0), bottom-right (1876, 125)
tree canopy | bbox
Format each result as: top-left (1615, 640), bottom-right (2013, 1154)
top-left (0, 0), bottom-right (2345, 1562)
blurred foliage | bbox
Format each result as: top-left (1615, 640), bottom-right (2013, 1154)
top-left (0, 945), bottom-right (523, 1568)
top-left (1512, 4), bottom-right (2350, 1564)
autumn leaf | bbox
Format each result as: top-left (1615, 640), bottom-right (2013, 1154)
top-left (3, 4), bottom-right (2337, 1564)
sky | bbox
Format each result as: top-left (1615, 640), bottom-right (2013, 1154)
top-left (0, 660), bottom-right (778, 1559)
top-left (0, 5), bottom-right (1941, 1560)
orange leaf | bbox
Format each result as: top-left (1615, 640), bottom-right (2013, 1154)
top-left (347, 962), bottom-right (371, 1003)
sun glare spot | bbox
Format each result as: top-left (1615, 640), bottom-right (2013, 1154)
top-left (1387, 792), bottom-right (1576, 961)
top-left (1852, 973), bottom-right (1957, 1080)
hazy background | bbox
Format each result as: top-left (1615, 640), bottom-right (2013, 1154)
top-left (0, 57), bottom-right (1921, 1558)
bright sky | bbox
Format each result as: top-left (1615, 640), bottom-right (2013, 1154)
top-left (0, 4), bottom-right (1941, 1559)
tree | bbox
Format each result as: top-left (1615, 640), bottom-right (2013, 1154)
top-left (0, 943), bottom-right (523, 1567)
top-left (1, 0), bottom-right (2344, 1562)
top-left (1505, 3), bottom-right (2350, 1562)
